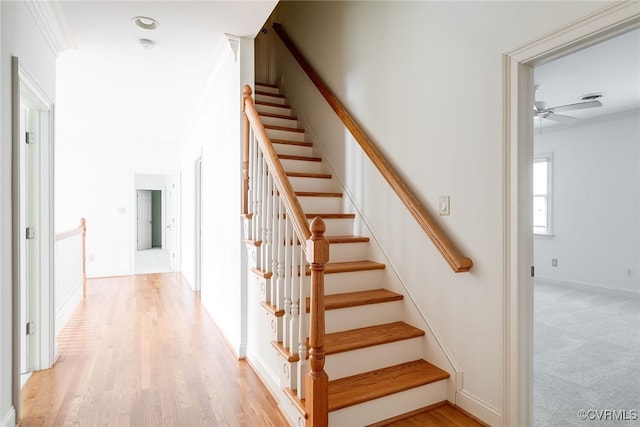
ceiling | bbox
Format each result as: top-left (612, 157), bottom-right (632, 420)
top-left (534, 28), bottom-right (640, 130)
top-left (56, 1), bottom-right (277, 146)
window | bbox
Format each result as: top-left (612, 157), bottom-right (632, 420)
top-left (533, 155), bottom-right (552, 235)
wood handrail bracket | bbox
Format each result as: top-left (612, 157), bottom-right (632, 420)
top-left (272, 23), bottom-right (472, 273)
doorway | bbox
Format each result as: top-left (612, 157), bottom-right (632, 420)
top-left (133, 173), bottom-right (177, 274)
top-left (504, 5), bottom-right (640, 426)
top-left (12, 56), bottom-right (56, 420)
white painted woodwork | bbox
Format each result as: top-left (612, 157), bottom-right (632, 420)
top-left (271, 143), bottom-right (313, 158)
top-left (323, 270), bottom-right (386, 295)
top-left (54, 230), bottom-right (83, 356)
top-left (255, 103), bottom-right (292, 116)
top-left (288, 176), bottom-right (336, 193)
top-left (328, 380), bottom-right (448, 426)
top-left (256, 85), bottom-right (280, 95)
top-left (326, 241), bottom-right (370, 263)
top-left (279, 158), bottom-right (323, 174)
top-left (297, 195), bottom-right (344, 214)
top-left (324, 300), bottom-right (403, 334)
top-left (255, 93), bottom-right (286, 105)
top-left (324, 337), bottom-right (424, 380)
top-left (260, 115), bottom-right (298, 128)
top-left (310, 217), bottom-right (353, 236)
top-left (265, 128), bottom-right (305, 142)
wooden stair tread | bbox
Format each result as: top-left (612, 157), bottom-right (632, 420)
top-left (255, 90), bottom-right (284, 98)
top-left (256, 100), bottom-right (291, 109)
top-left (273, 139), bottom-right (313, 148)
top-left (306, 289), bottom-right (403, 313)
top-left (306, 260), bottom-right (385, 275)
top-left (259, 112), bottom-right (298, 121)
top-left (328, 360), bottom-right (450, 412)
top-left (255, 82), bottom-right (279, 89)
top-left (272, 341), bottom-right (301, 363)
top-left (261, 301), bottom-right (284, 317)
top-left (296, 191), bottom-right (343, 198)
top-left (264, 124), bottom-right (305, 133)
top-left (278, 154), bottom-right (322, 162)
top-left (286, 171), bottom-right (331, 179)
top-left (304, 213), bottom-right (355, 219)
top-left (325, 321), bottom-right (423, 355)
top-left (325, 235), bottom-right (369, 244)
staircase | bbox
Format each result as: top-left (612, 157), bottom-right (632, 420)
top-left (245, 82), bottom-right (452, 426)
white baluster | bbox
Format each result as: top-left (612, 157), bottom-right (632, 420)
top-left (282, 214), bottom-right (292, 350)
top-left (290, 237), bottom-right (301, 361)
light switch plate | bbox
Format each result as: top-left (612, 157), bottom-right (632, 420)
top-left (439, 196), bottom-right (450, 216)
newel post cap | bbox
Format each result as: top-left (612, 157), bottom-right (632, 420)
top-left (306, 217), bottom-right (329, 265)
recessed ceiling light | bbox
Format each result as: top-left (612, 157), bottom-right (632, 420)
top-left (138, 38), bottom-right (157, 49)
top-left (132, 16), bottom-right (159, 30)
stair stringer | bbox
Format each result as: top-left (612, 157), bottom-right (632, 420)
top-left (279, 81), bottom-right (464, 403)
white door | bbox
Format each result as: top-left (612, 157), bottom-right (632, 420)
top-left (137, 190), bottom-right (152, 250)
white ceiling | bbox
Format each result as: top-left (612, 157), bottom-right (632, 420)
top-left (56, 1), bottom-right (277, 146)
top-left (534, 28), bottom-right (640, 130)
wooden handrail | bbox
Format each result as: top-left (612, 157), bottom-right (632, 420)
top-left (272, 23), bottom-right (473, 273)
top-left (243, 86), bottom-right (311, 243)
top-left (55, 218), bottom-right (87, 297)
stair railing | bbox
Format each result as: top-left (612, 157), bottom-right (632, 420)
top-left (272, 23), bottom-right (472, 273)
top-left (54, 218), bottom-right (87, 351)
top-left (243, 85), bottom-right (329, 427)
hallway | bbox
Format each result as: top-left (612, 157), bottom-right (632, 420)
top-left (20, 273), bottom-right (287, 426)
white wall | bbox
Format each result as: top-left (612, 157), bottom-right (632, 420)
top-left (179, 35), bottom-right (253, 357)
top-left (270, 1), bottom-right (608, 422)
top-left (1, 1), bottom-right (57, 423)
top-left (56, 50), bottom-right (181, 277)
top-left (534, 110), bottom-right (640, 295)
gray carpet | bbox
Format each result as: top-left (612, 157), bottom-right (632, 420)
top-left (534, 281), bottom-right (640, 426)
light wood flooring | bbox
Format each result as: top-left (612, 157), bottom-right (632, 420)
top-left (20, 273), bottom-right (483, 427)
top-left (20, 273), bottom-right (288, 426)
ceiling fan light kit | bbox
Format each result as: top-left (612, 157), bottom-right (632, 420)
top-left (533, 93), bottom-right (604, 125)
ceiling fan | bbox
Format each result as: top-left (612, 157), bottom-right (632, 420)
top-left (534, 93), bottom-right (603, 124)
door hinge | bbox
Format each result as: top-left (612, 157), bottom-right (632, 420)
top-left (26, 227), bottom-right (35, 240)
top-left (531, 266), bottom-right (535, 277)
top-left (26, 322), bottom-right (36, 336)
top-left (25, 131), bottom-right (35, 145)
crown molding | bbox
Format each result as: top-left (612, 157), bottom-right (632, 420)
top-left (225, 33), bottom-right (240, 62)
top-left (24, 0), bottom-right (75, 56)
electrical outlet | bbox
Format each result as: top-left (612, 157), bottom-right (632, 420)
top-left (552, 259), bottom-right (558, 267)
top-left (88, 254), bottom-right (95, 262)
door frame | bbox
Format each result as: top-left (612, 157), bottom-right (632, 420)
top-left (131, 171), bottom-right (181, 275)
top-left (12, 57), bottom-right (55, 420)
top-left (503, 3), bottom-right (640, 425)
top-left (194, 157), bottom-right (203, 291)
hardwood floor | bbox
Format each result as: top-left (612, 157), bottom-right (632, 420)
top-left (20, 273), bottom-right (288, 427)
top-left (379, 403), bottom-right (484, 427)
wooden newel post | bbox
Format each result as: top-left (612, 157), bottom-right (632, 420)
top-left (80, 217), bottom-right (87, 298)
top-left (305, 217), bottom-right (329, 427)
top-left (241, 85), bottom-right (253, 216)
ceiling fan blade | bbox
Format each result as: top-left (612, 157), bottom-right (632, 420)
top-left (550, 100), bottom-right (602, 113)
top-left (546, 113), bottom-right (579, 124)
top-left (534, 101), bottom-right (546, 111)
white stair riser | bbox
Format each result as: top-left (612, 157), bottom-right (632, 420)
top-left (327, 242), bottom-right (370, 262)
top-left (266, 128), bottom-right (305, 142)
top-left (255, 85), bottom-right (280, 95)
top-left (328, 380), bottom-right (448, 426)
top-left (280, 159), bottom-right (323, 174)
top-left (324, 270), bottom-right (386, 294)
top-left (324, 300), bottom-right (403, 334)
top-left (298, 196), bottom-right (344, 214)
top-left (324, 337), bottom-right (423, 380)
top-left (272, 143), bottom-right (314, 158)
top-left (289, 176), bottom-right (337, 193)
top-left (256, 93), bottom-right (286, 105)
top-left (260, 115), bottom-right (298, 128)
top-left (310, 218), bottom-right (353, 236)
top-left (255, 104), bottom-right (292, 116)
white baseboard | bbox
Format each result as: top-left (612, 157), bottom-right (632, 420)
top-left (456, 389), bottom-right (502, 427)
top-left (1, 406), bottom-right (15, 427)
top-left (536, 276), bottom-right (640, 299)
